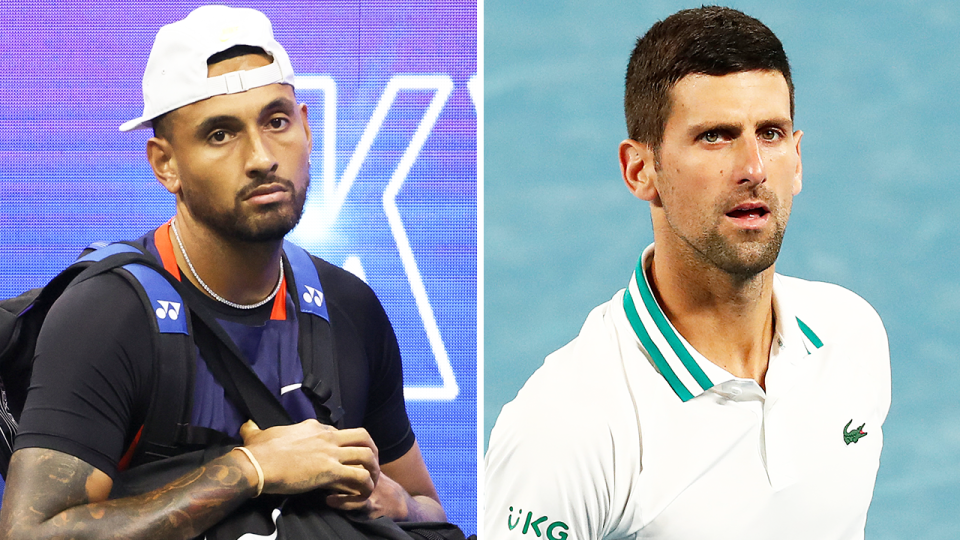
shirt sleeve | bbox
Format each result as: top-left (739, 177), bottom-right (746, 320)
top-left (485, 368), bottom-right (617, 540)
top-left (360, 306), bottom-right (414, 464)
top-left (317, 259), bottom-right (415, 465)
top-left (14, 272), bottom-right (153, 478)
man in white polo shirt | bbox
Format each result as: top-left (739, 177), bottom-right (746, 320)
top-left (485, 6), bottom-right (890, 540)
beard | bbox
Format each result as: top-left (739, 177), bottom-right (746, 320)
top-left (666, 183), bottom-right (790, 279)
top-left (182, 172), bottom-right (309, 243)
top-left (695, 214), bottom-right (786, 277)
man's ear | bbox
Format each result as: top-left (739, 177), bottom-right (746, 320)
top-left (619, 139), bottom-right (659, 202)
top-left (792, 130), bottom-right (803, 196)
top-left (299, 102), bottom-right (312, 148)
top-left (147, 137), bottom-right (180, 195)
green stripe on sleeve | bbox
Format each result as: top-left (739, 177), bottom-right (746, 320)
top-left (796, 317), bottom-right (823, 349)
top-left (624, 288), bottom-right (694, 402)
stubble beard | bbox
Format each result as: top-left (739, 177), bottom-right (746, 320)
top-left (183, 170), bottom-right (310, 244)
top-left (666, 184), bottom-right (789, 280)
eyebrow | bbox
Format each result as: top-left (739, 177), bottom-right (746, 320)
top-left (193, 97), bottom-right (298, 140)
top-left (194, 115), bottom-right (244, 140)
top-left (260, 97), bottom-right (297, 118)
top-left (758, 117), bottom-right (793, 132)
top-left (688, 117), bottom-right (793, 138)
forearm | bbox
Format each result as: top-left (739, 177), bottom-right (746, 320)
top-left (1, 448), bottom-right (257, 540)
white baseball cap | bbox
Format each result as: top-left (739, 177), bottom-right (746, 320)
top-left (120, 5), bottom-right (296, 132)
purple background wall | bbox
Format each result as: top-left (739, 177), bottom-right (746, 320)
top-left (0, 0), bottom-right (477, 533)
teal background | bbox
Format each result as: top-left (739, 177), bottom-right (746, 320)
top-left (485, 1), bottom-right (960, 537)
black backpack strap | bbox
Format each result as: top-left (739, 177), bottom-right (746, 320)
top-left (71, 246), bottom-right (202, 466)
top-left (89, 242), bottom-right (344, 437)
top-left (181, 241), bottom-right (344, 431)
top-left (93, 244), bottom-right (330, 458)
top-left (0, 244), bottom-right (168, 476)
top-left (1, 243), bottom-right (158, 421)
top-left (283, 240), bottom-right (345, 428)
top-left (188, 301), bottom-right (293, 430)
top-left (97, 249), bottom-right (291, 461)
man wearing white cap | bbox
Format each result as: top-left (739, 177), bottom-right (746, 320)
top-left (0, 6), bottom-right (445, 538)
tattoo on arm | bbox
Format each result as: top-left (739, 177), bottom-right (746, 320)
top-left (0, 448), bottom-right (256, 540)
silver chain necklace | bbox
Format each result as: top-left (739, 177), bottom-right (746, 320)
top-left (170, 218), bottom-right (284, 310)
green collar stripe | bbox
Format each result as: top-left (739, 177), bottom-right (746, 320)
top-left (634, 257), bottom-right (714, 392)
top-left (796, 317), bottom-right (823, 349)
top-left (624, 288), bottom-right (694, 402)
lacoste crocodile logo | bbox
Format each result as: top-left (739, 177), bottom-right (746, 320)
top-left (843, 419), bottom-right (868, 445)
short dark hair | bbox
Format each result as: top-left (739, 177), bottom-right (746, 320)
top-left (151, 111), bottom-right (172, 140)
top-left (206, 44), bottom-right (270, 67)
top-left (624, 6), bottom-right (793, 147)
top-left (151, 45), bottom-right (271, 139)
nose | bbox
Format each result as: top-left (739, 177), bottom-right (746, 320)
top-left (737, 135), bottom-right (765, 186)
top-left (245, 130), bottom-right (278, 178)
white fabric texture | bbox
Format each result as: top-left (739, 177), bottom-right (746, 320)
top-left (486, 246), bottom-right (891, 540)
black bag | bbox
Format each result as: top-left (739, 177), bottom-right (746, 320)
top-left (183, 293), bottom-right (470, 540)
top-left (0, 241), bottom-right (472, 539)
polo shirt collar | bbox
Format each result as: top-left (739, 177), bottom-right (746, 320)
top-left (621, 244), bottom-right (824, 402)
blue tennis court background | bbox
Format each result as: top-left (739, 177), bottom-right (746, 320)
top-left (0, 0), bottom-right (477, 533)
top-left (485, 1), bottom-right (958, 538)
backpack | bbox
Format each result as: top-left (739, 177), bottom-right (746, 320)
top-left (0, 239), bottom-right (472, 540)
top-left (0, 239), bottom-right (342, 477)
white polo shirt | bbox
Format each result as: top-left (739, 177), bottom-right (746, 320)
top-left (485, 245), bottom-right (891, 540)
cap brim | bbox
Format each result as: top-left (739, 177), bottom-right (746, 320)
top-left (119, 117), bottom-right (152, 132)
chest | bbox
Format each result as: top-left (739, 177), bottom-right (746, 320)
top-left (620, 342), bottom-right (884, 540)
top-left (189, 313), bottom-right (371, 438)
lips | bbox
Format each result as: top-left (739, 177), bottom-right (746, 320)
top-left (726, 202), bottom-right (769, 219)
top-left (725, 201), bottom-right (771, 228)
top-left (244, 182), bottom-right (290, 205)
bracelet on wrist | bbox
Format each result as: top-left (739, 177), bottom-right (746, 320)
top-left (233, 446), bottom-right (264, 497)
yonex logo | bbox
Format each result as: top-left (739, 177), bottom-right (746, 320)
top-left (155, 300), bottom-right (181, 320)
top-left (302, 285), bottom-right (324, 306)
top-left (507, 506), bottom-right (568, 540)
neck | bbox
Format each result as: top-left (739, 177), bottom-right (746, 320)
top-left (648, 239), bottom-right (776, 388)
top-left (169, 213), bottom-right (283, 306)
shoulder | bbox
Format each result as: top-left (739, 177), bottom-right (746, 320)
top-left (499, 297), bottom-right (635, 428)
top-left (776, 274), bottom-right (886, 343)
top-left (47, 270), bottom-right (149, 325)
top-left (309, 256), bottom-right (387, 316)
top-left (486, 300), bottom-right (639, 540)
top-left (20, 268), bottom-right (155, 476)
